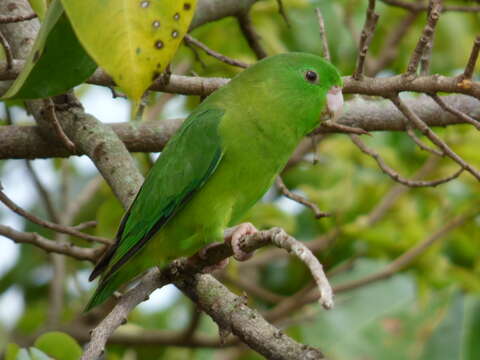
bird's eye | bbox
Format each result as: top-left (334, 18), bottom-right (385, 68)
top-left (305, 70), bottom-right (318, 83)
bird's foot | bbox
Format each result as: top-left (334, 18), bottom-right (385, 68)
top-left (224, 222), bottom-right (258, 261)
top-left (198, 242), bottom-right (229, 273)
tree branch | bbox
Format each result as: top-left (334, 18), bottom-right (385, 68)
top-left (390, 94), bottom-right (480, 181)
top-left (83, 228), bottom-right (331, 359)
top-left (0, 95), bottom-right (478, 159)
top-left (0, 224), bottom-right (101, 261)
top-left (265, 212), bottom-right (473, 321)
top-left (0, 184), bottom-right (112, 244)
top-left (275, 177), bottom-right (330, 218)
top-left (315, 8), bottom-right (331, 62)
top-left (349, 134), bottom-right (463, 187)
top-left (237, 12), bottom-right (268, 59)
top-left (353, 0), bottom-right (379, 80)
top-left (191, 0), bottom-right (259, 29)
top-left (184, 34), bottom-right (249, 68)
top-left (462, 35), bottom-right (480, 80)
top-left (380, 0), bottom-right (480, 13)
top-left (1, 60), bottom-right (479, 99)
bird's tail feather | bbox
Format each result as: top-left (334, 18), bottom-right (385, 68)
top-left (84, 264), bottom-right (141, 312)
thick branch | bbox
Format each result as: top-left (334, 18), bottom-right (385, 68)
top-left (0, 95), bottom-right (479, 159)
top-left (83, 228), bottom-right (329, 359)
top-left (1, 60), bottom-right (479, 99)
top-left (178, 274), bottom-right (324, 359)
top-left (191, 0), bottom-right (259, 29)
top-left (0, 0), bottom-right (143, 209)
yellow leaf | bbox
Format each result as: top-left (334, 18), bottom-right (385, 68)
top-left (60, 0), bottom-right (197, 106)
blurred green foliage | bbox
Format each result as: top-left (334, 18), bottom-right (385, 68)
top-left (1, 0), bottom-right (479, 359)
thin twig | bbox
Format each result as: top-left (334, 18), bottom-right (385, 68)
top-left (268, 229), bottom-right (333, 309)
top-left (275, 177), bottom-right (330, 219)
top-left (0, 30), bottom-right (13, 70)
top-left (0, 13), bottom-right (37, 23)
top-left (333, 214), bottom-right (473, 293)
top-left (264, 283), bottom-right (316, 322)
top-left (405, 0), bottom-right (441, 76)
top-left (313, 119), bottom-right (371, 136)
top-left (72, 221), bottom-right (98, 231)
top-left (381, 0), bottom-right (480, 13)
top-left (180, 305), bottom-right (202, 341)
top-left (315, 8), bottom-right (330, 62)
top-left (462, 35), bottom-right (480, 80)
top-left (419, 20), bottom-right (434, 74)
top-left (390, 94), bottom-right (480, 181)
top-left (276, 0), bottom-right (290, 26)
top-left (430, 93), bottom-right (480, 130)
top-left (404, 124), bottom-right (444, 156)
top-left (64, 176), bottom-right (103, 225)
top-left (266, 213), bottom-right (473, 321)
top-left (184, 35), bottom-right (249, 68)
top-left (368, 11), bottom-right (419, 75)
top-left (241, 229), bottom-right (339, 268)
top-left (353, 0), bottom-right (379, 80)
top-left (350, 134), bottom-right (463, 187)
top-left (237, 12), bottom-right (268, 59)
top-left (43, 99), bottom-right (77, 152)
top-left (24, 160), bottom-right (60, 223)
top-left (0, 225), bottom-right (101, 262)
top-left (221, 273), bottom-right (286, 304)
top-left (365, 156), bottom-right (440, 226)
top-left (0, 185), bottom-right (112, 244)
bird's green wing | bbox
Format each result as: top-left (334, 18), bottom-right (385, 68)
top-left (89, 107), bottom-right (225, 282)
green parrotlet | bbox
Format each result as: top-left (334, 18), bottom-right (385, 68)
top-left (86, 52), bottom-right (343, 311)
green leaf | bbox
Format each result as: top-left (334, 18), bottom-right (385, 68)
top-left (33, 332), bottom-right (82, 360)
top-left (16, 349), bottom-right (31, 360)
top-left (5, 343), bottom-right (20, 360)
top-left (28, 348), bottom-right (53, 360)
top-left (60, 0), bottom-right (198, 107)
top-left (464, 297), bottom-right (480, 360)
top-left (3, 0), bottom-right (96, 100)
top-left (28, 0), bottom-right (48, 20)
top-left (421, 293), bottom-right (464, 360)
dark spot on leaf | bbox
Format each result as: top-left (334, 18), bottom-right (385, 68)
top-left (136, 47), bottom-right (141, 55)
top-left (155, 40), bottom-right (164, 49)
top-left (183, 3), bottom-right (191, 10)
top-left (140, 1), bottom-right (149, 8)
top-left (152, 71), bottom-right (160, 81)
top-left (171, 30), bottom-right (179, 38)
top-left (173, 13), bottom-right (180, 21)
top-left (33, 50), bottom-right (40, 62)
top-left (152, 20), bottom-right (160, 28)
top-left (156, 63), bottom-right (161, 69)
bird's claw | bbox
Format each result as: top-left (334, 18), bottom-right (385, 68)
top-left (224, 222), bottom-right (258, 261)
top-left (198, 242), bottom-right (229, 273)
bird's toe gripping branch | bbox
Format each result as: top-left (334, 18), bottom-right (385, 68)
top-left (224, 222), bottom-right (259, 261)
top-left (198, 243), bottom-right (230, 273)
top-left (196, 222), bottom-right (259, 273)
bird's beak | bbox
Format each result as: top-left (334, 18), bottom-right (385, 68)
top-left (326, 85), bottom-right (344, 121)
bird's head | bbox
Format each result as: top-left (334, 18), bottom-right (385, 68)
top-left (230, 53), bottom-right (344, 137)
